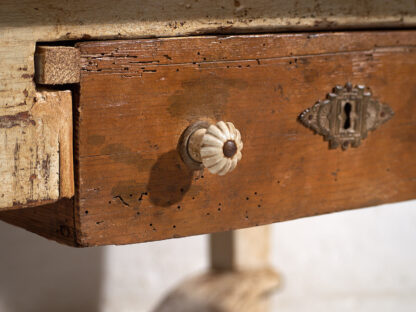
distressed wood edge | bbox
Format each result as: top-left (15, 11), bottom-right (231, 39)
top-left (2, 2), bottom-right (416, 116)
top-left (57, 91), bottom-right (75, 198)
top-left (0, 197), bottom-right (79, 246)
top-left (0, 90), bottom-right (74, 211)
top-left (31, 90), bottom-right (75, 199)
top-left (29, 90), bottom-right (75, 200)
top-left (35, 46), bottom-right (80, 85)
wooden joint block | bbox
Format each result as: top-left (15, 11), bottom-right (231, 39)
top-left (35, 46), bottom-right (80, 85)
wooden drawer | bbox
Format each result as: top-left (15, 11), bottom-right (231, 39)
top-left (2, 31), bottom-right (416, 246)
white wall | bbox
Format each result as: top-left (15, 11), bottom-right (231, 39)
top-left (272, 200), bottom-right (416, 312)
top-left (0, 200), bottom-right (415, 312)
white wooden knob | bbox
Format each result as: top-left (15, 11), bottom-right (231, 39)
top-left (182, 121), bottom-right (243, 176)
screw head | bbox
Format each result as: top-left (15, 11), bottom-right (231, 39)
top-left (223, 140), bottom-right (237, 158)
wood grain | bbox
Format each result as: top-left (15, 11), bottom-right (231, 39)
top-left (211, 226), bottom-right (271, 271)
top-left (35, 46), bottom-right (80, 85)
top-left (1, 0), bottom-right (415, 214)
top-left (154, 268), bottom-right (279, 312)
top-left (75, 31), bottom-right (416, 246)
top-left (0, 198), bottom-right (77, 246)
top-left (157, 226), bottom-right (277, 311)
top-left (0, 91), bottom-right (74, 210)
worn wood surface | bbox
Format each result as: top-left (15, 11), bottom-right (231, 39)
top-left (0, 0), bottom-right (415, 215)
top-left (74, 31), bottom-right (416, 246)
top-left (155, 226), bottom-right (277, 311)
top-left (154, 268), bottom-right (279, 312)
top-left (0, 91), bottom-right (74, 210)
top-left (211, 226), bottom-right (271, 271)
top-left (0, 198), bottom-right (77, 246)
top-left (35, 46), bottom-right (80, 85)
top-left (1, 0), bottom-right (415, 115)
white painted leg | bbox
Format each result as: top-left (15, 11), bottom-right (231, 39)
top-left (154, 226), bottom-right (279, 312)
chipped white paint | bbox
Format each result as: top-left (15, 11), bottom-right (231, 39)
top-left (1, 0), bottom-right (416, 116)
top-left (0, 107), bottom-right (59, 209)
top-left (0, 91), bottom-right (73, 210)
top-left (0, 0), bottom-right (415, 208)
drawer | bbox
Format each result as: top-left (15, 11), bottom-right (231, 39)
top-left (2, 31), bottom-right (416, 246)
top-left (75, 31), bottom-right (416, 245)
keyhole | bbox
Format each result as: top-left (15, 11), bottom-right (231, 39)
top-left (343, 102), bottom-right (352, 130)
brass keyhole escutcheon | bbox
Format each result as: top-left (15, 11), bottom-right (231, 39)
top-left (299, 83), bottom-right (394, 150)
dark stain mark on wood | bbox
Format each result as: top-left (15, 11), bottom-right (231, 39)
top-left (147, 150), bottom-right (193, 207)
top-left (0, 111), bottom-right (36, 129)
top-left (21, 73), bottom-right (33, 79)
top-left (303, 68), bottom-right (319, 83)
top-left (87, 135), bottom-right (106, 146)
top-left (101, 143), bottom-right (154, 172)
top-left (331, 169), bottom-right (340, 182)
top-left (59, 225), bottom-right (71, 237)
top-left (274, 83), bottom-right (290, 102)
top-left (42, 154), bottom-right (50, 172)
top-left (167, 76), bottom-right (247, 121)
top-left (187, 184), bottom-right (203, 199)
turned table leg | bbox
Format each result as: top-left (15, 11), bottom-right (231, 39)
top-left (154, 226), bottom-right (279, 312)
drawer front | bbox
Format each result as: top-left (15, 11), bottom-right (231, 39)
top-left (76, 31), bottom-right (416, 246)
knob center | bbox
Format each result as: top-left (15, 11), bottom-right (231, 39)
top-left (223, 140), bottom-right (237, 158)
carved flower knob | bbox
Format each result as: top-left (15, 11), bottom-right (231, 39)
top-left (180, 121), bottom-right (243, 176)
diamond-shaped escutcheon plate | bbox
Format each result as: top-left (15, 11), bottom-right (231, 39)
top-left (299, 83), bottom-right (394, 150)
